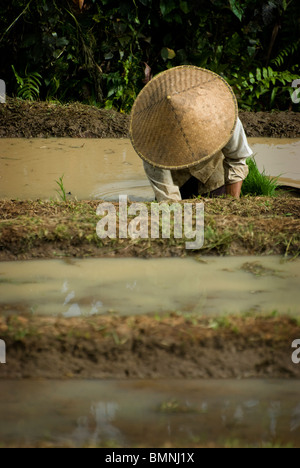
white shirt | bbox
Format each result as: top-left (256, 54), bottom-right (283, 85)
top-left (143, 118), bottom-right (253, 201)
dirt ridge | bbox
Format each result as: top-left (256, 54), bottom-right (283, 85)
top-left (0, 314), bottom-right (299, 380)
top-left (1, 98), bottom-right (300, 138)
top-left (0, 198), bottom-right (299, 260)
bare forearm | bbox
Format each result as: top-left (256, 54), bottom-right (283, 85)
top-left (225, 181), bottom-right (243, 198)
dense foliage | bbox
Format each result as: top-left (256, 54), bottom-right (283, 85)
top-left (0, 0), bottom-right (299, 111)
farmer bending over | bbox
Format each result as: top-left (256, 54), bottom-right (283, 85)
top-left (130, 66), bottom-right (253, 201)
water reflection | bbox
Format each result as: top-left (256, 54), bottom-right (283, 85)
top-left (0, 379), bottom-right (293, 447)
top-left (291, 404), bottom-right (300, 432)
top-left (268, 402), bottom-right (281, 437)
top-left (60, 279), bottom-right (104, 318)
top-left (70, 402), bottom-right (122, 447)
top-left (0, 257), bottom-right (299, 317)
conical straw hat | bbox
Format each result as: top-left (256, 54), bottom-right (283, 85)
top-left (130, 65), bottom-right (238, 170)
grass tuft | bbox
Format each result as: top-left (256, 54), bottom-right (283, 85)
top-left (242, 157), bottom-right (279, 197)
top-left (55, 174), bottom-right (67, 202)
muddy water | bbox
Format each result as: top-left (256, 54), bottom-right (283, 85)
top-left (0, 256), bottom-right (299, 317)
top-left (0, 138), bottom-right (153, 201)
top-left (251, 138), bottom-right (300, 189)
top-left (0, 379), bottom-right (299, 447)
top-left (0, 138), bottom-right (299, 201)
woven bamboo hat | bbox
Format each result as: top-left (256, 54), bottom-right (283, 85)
top-left (130, 65), bottom-right (238, 170)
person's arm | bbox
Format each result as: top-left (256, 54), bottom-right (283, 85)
top-left (222, 118), bottom-right (253, 199)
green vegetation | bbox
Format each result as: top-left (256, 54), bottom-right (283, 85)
top-left (0, 0), bottom-right (299, 112)
top-left (229, 66), bottom-right (299, 111)
top-left (11, 65), bottom-right (42, 101)
top-left (55, 175), bottom-right (67, 202)
top-left (242, 157), bottom-right (279, 197)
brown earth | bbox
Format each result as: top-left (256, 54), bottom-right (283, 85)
top-left (0, 98), bottom-right (129, 138)
top-left (0, 314), bottom-right (299, 380)
top-left (0, 198), bottom-right (299, 261)
top-left (0, 98), bottom-right (300, 138)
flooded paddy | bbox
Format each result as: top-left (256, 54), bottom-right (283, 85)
top-left (0, 138), bottom-right (299, 201)
top-left (0, 135), bottom-right (299, 448)
top-left (0, 256), bottom-right (299, 318)
top-left (0, 138), bottom-right (153, 201)
top-left (0, 379), bottom-right (299, 447)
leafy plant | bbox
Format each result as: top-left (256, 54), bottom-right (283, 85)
top-left (55, 175), bottom-right (67, 202)
top-left (103, 54), bottom-right (142, 112)
top-left (271, 40), bottom-right (300, 67)
top-left (1, 0), bottom-right (299, 111)
top-left (241, 157), bottom-right (279, 197)
top-left (11, 65), bottom-right (42, 100)
top-left (228, 66), bottom-right (299, 110)
top-left (229, 0), bottom-right (246, 21)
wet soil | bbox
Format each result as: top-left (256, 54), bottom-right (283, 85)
top-left (0, 314), bottom-right (299, 380)
top-left (0, 198), bottom-right (299, 261)
top-left (0, 98), bottom-right (300, 139)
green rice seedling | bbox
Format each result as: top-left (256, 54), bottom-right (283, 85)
top-left (241, 157), bottom-right (279, 197)
top-left (55, 174), bottom-right (67, 202)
